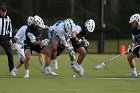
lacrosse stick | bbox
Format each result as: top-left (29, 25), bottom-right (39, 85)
top-left (72, 54), bottom-right (77, 62)
top-left (94, 44), bottom-right (140, 70)
top-left (94, 50), bottom-right (128, 70)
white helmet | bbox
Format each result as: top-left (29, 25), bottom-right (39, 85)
top-left (33, 15), bottom-right (45, 29)
top-left (85, 19), bottom-right (95, 32)
top-left (64, 18), bottom-right (75, 34)
top-left (129, 14), bottom-right (140, 23)
top-left (27, 16), bottom-right (34, 26)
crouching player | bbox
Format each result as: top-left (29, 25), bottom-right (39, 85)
top-left (48, 18), bottom-right (82, 75)
top-left (24, 15), bottom-right (57, 78)
top-left (127, 14), bottom-right (140, 76)
top-left (10, 16), bottom-right (45, 77)
top-left (70, 19), bottom-right (95, 76)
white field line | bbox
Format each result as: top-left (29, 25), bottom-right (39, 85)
top-left (97, 77), bottom-right (140, 80)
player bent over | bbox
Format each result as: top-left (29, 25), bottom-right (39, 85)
top-left (24, 15), bottom-right (57, 78)
top-left (10, 16), bottom-right (45, 77)
top-left (48, 19), bottom-right (82, 75)
top-left (70, 19), bottom-right (95, 76)
top-left (127, 14), bottom-right (140, 76)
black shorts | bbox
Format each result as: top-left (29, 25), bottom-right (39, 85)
top-left (132, 46), bottom-right (140, 58)
top-left (24, 45), bottom-right (42, 53)
top-left (70, 38), bottom-right (82, 52)
top-left (57, 44), bottom-right (65, 56)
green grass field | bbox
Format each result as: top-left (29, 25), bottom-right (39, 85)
top-left (0, 54), bottom-right (140, 93)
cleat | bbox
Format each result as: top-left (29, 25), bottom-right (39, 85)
top-left (128, 72), bottom-right (138, 76)
top-left (24, 70), bottom-right (29, 78)
top-left (24, 74), bottom-right (29, 78)
top-left (45, 67), bottom-right (58, 76)
top-left (71, 63), bottom-right (80, 71)
top-left (10, 69), bottom-right (17, 77)
top-left (77, 65), bottom-right (84, 76)
top-left (71, 63), bottom-right (83, 76)
top-left (50, 72), bottom-right (58, 76)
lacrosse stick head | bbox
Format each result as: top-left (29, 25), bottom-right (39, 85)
top-left (94, 63), bottom-right (105, 70)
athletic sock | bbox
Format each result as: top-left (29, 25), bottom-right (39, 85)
top-left (53, 59), bottom-right (57, 63)
top-left (25, 70), bottom-right (29, 74)
top-left (131, 68), bottom-right (137, 73)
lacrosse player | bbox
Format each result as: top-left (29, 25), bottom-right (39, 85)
top-left (48, 19), bottom-right (82, 75)
top-left (127, 14), bottom-right (140, 76)
top-left (10, 16), bottom-right (46, 77)
top-left (24, 15), bottom-right (57, 78)
top-left (69, 19), bottom-right (95, 76)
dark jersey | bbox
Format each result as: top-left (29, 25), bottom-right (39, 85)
top-left (130, 28), bottom-right (140, 44)
top-left (25, 26), bottom-right (42, 53)
top-left (70, 23), bottom-right (87, 51)
top-left (76, 23), bottom-right (87, 39)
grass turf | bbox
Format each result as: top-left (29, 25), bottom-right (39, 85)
top-left (0, 54), bottom-right (140, 93)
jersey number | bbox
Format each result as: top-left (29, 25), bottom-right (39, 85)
top-left (56, 20), bottom-right (64, 26)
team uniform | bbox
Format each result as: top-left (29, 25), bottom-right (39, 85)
top-left (48, 32), bottom-right (65, 56)
top-left (130, 28), bottom-right (140, 58)
top-left (49, 19), bottom-right (83, 75)
top-left (127, 14), bottom-right (140, 77)
top-left (50, 20), bottom-right (71, 48)
top-left (14, 25), bottom-right (27, 59)
top-left (49, 20), bottom-right (72, 55)
top-left (25, 26), bottom-right (43, 53)
top-left (70, 23), bottom-right (87, 51)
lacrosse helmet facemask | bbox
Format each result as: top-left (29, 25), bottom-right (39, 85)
top-left (33, 15), bottom-right (45, 30)
top-left (64, 18), bottom-right (75, 35)
top-left (85, 19), bottom-right (95, 32)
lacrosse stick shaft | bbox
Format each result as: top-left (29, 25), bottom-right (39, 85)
top-left (72, 54), bottom-right (77, 62)
top-left (104, 50), bottom-right (128, 64)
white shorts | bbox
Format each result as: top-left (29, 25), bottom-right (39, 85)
top-left (17, 48), bottom-right (25, 60)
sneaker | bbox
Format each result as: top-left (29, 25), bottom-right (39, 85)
top-left (24, 70), bottom-right (29, 78)
top-left (128, 72), bottom-right (138, 76)
top-left (77, 65), bottom-right (84, 76)
top-left (50, 71), bottom-right (58, 76)
top-left (71, 63), bottom-right (82, 75)
top-left (52, 60), bottom-right (58, 69)
top-left (10, 69), bottom-right (17, 77)
top-left (45, 67), bottom-right (58, 76)
top-left (24, 74), bottom-right (29, 78)
top-left (71, 63), bottom-right (80, 71)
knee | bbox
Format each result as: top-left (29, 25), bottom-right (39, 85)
top-left (26, 55), bottom-right (31, 61)
top-left (48, 52), bottom-right (52, 57)
top-left (45, 51), bottom-right (52, 57)
top-left (127, 55), bottom-right (133, 61)
top-left (52, 48), bottom-right (57, 53)
top-left (80, 51), bottom-right (87, 57)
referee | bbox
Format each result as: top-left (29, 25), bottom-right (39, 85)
top-left (0, 5), bottom-right (14, 75)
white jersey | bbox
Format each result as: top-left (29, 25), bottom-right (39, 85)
top-left (14, 25), bottom-right (27, 59)
top-left (14, 25), bottom-right (27, 45)
top-left (50, 20), bottom-right (70, 47)
top-left (74, 25), bottom-right (82, 34)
